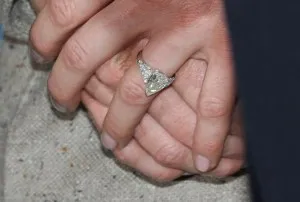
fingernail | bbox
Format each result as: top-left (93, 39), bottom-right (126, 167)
top-left (48, 94), bottom-right (69, 114)
top-left (29, 47), bottom-right (49, 64)
top-left (101, 132), bottom-right (117, 150)
top-left (195, 155), bottom-right (210, 172)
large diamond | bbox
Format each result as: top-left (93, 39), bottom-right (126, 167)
top-left (145, 70), bottom-right (174, 96)
top-left (137, 54), bottom-right (175, 96)
top-left (138, 59), bottom-right (152, 83)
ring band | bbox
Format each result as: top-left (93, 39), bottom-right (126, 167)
top-left (137, 52), bottom-right (175, 96)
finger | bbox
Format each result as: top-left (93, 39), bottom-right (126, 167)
top-left (93, 56), bottom-right (200, 146)
top-left (85, 76), bottom-right (114, 106)
top-left (149, 88), bottom-right (243, 161)
top-left (81, 91), bottom-right (108, 132)
top-left (222, 135), bottom-right (244, 160)
top-left (84, 78), bottom-right (244, 179)
top-left (114, 140), bottom-right (183, 182)
top-left (152, 58), bottom-right (244, 160)
top-left (30, 0), bottom-right (47, 13)
top-left (48, 1), bottom-right (143, 113)
top-left (83, 87), bottom-right (244, 178)
top-left (89, 56), bottom-right (202, 146)
top-left (30, 0), bottom-right (112, 63)
top-left (82, 92), bottom-right (183, 181)
top-left (135, 115), bottom-right (197, 173)
top-left (208, 158), bottom-right (244, 178)
top-left (83, 87), bottom-right (197, 172)
top-left (149, 88), bottom-right (196, 147)
top-left (95, 39), bottom-right (148, 90)
top-left (84, 77), bottom-right (244, 162)
top-left (172, 57), bottom-right (207, 110)
top-left (150, 95), bottom-right (244, 161)
top-left (91, 56), bottom-right (206, 147)
top-left (193, 38), bottom-right (235, 172)
top-left (148, 57), bottom-right (207, 147)
top-left (86, 53), bottom-right (243, 176)
top-left (102, 30), bottom-right (196, 150)
top-left (87, 69), bottom-right (243, 161)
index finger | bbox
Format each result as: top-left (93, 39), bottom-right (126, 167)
top-left (47, 1), bottom-right (142, 112)
top-left (30, 0), bottom-right (111, 62)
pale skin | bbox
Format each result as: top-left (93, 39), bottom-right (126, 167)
top-left (30, 0), bottom-right (244, 181)
top-left (81, 40), bottom-right (245, 180)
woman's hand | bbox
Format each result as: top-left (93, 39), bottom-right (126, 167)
top-left (30, 0), bottom-right (238, 173)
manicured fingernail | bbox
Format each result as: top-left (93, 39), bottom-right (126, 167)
top-left (29, 47), bottom-right (49, 64)
top-left (101, 132), bottom-right (117, 150)
top-left (195, 155), bottom-right (210, 172)
top-left (48, 94), bottom-right (69, 114)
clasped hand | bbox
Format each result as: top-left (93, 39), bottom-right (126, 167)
top-left (30, 0), bottom-right (244, 181)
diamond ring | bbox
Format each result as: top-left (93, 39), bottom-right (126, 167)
top-left (137, 52), bottom-right (175, 96)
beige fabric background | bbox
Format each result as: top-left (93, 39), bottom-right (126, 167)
top-left (0, 0), bottom-right (250, 201)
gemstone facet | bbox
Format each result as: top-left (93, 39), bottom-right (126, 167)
top-left (145, 70), bottom-right (174, 96)
top-left (137, 52), bottom-right (175, 96)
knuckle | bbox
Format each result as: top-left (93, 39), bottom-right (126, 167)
top-left (119, 77), bottom-right (148, 105)
top-left (104, 114), bottom-right (126, 140)
top-left (154, 144), bottom-right (187, 167)
top-left (198, 97), bottom-right (228, 118)
top-left (107, 68), bottom-right (124, 85)
top-left (101, 65), bottom-right (124, 87)
top-left (95, 68), bottom-right (116, 88)
top-left (29, 28), bottom-right (52, 57)
top-left (49, 0), bottom-right (76, 27)
top-left (62, 38), bottom-right (89, 71)
top-left (134, 121), bottom-right (147, 140)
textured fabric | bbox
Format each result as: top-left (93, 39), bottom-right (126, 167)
top-left (0, 1), bottom-right (250, 201)
top-left (0, 0), bottom-right (35, 41)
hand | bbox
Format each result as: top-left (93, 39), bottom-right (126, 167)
top-left (81, 41), bottom-right (244, 181)
top-left (30, 0), bottom-right (236, 173)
